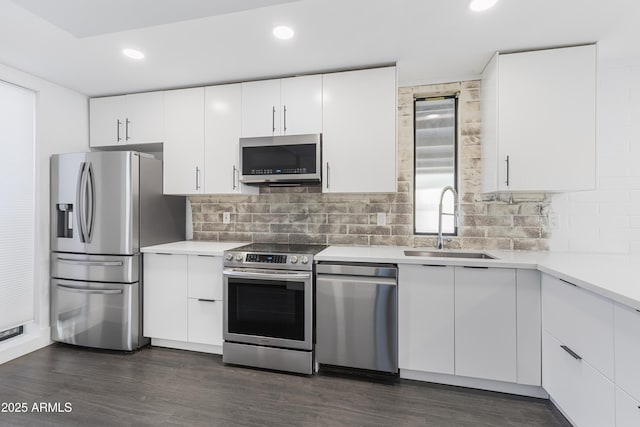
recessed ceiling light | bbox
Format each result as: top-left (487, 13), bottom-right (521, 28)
top-left (122, 48), bottom-right (145, 60)
top-left (273, 26), bottom-right (294, 40)
top-left (469, 0), bottom-right (498, 12)
top-left (426, 114), bottom-right (441, 119)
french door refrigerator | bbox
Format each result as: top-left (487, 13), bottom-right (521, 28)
top-left (50, 151), bottom-right (185, 351)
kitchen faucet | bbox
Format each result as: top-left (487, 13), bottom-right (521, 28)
top-left (437, 186), bottom-right (459, 250)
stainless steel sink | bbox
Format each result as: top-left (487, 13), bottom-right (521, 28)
top-left (404, 250), bottom-right (497, 260)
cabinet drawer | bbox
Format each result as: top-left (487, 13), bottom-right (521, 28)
top-left (187, 298), bottom-right (223, 347)
top-left (187, 255), bottom-right (222, 301)
top-left (542, 274), bottom-right (614, 379)
top-left (614, 303), bottom-right (640, 402)
top-left (542, 331), bottom-right (615, 427)
top-left (616, 386), bottom-right (640, 427)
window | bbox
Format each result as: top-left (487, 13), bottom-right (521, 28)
top-left (414, 96), bottom-right (458, 234)
top-left (0, 80), bottom-right (35, 332)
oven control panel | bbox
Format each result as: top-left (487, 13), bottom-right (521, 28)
top-left (245, 254), bottom-right (287, 263)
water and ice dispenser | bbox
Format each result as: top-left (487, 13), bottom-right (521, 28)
top-left (56, 203), bottom-right (73, 238)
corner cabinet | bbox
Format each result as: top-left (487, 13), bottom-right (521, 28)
top-left (143, 252), bottom-right (225, 353)
top-left (89, 92), bottom-right (163, 147)
top-left (481, 44), bottom-right (596, 193)
top-left (322, 67), bottom-right (397, 193)
top-left (240, 75), bottom-right (322, 137)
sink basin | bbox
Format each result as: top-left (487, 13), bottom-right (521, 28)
top-left (404, 250), bottom-right (496, 260)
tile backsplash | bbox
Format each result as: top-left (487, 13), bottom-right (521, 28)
top-left (190, 80), bottom-right (551, 250)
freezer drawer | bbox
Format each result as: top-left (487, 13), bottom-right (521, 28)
top-left (316, 265), bottom-right (398, 373)
top-left (50, 279), bottom-right (147, 351)
top-left (51, 253), bottom-right (139, 283)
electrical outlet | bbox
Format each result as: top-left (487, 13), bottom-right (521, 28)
top-left (223, 212), bottom-right (231, 224)
top-left (549, 211), bottom-right (559, 229)
top-left (377, 212), bottom-right (386, 226)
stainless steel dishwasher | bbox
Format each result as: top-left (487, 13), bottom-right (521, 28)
top-left (315, 262), bottom-right (398, 374)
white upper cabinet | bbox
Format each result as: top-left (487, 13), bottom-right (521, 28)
top-left (322, 66), bottom-right (397, 193)
top-left (204, 84), bottom-right (258, 195)
top-left (90, 92), bottom-right (163, 147)
top-left (481, 44), bottom-right (596, 193)
top-left (241, 75), bottom-right (322, 138)
top-left (163, 87), bottom-right (205, 195)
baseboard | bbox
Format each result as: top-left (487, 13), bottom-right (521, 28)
top-left (400, 369), bottom-right (549, 399)
top-left (150, 338), bottom-right (222, 355)
top-left (0, 326), bottom-right (52, 365)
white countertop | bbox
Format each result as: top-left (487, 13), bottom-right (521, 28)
top-left (141, 241), bottom-right (248, 256)
top-left (141, 241), bottom-right (640, 311)
top-left (316, 246), bottom-right (640, 311)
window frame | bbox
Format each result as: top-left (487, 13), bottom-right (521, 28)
top-left (412, 94), bottom-right (459, 236)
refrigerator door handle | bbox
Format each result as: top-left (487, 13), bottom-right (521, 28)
top-left (77, 162), bottom-right (88, 243)
top-left (85, 162), bottom-right (96, 243)
top-left (56, 257), bottom-right (124, 267)
top-left (56, 283), bottom-right (123, 295)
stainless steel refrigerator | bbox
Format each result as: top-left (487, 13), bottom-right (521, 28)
top-left (50, 151), bottom-right (185, 351)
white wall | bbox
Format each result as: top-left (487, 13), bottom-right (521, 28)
top-left (550, 58), bottom-right (640, 253)
top-left (0, 62), bottom-right (88, 364)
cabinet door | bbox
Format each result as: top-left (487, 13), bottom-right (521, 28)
top-left (542, 330), bottom-right (615, 427)
top-left (614, 303), bottom-right (640, 402)
top-left (204, 84), bottom-right (257, 195)
top-left (187, 299), bottom-right (223, 347)
top-left (280, 75), bottom-right (322, 135)
top-left (454, 267), bottom-right (517, 382)
top-left (498, 45), bottom-right (596, 192)
top-left (143, 253), bottom-right (188, 341)
top-left (89, 96), bottom-right (126, 147)
top-left (241, 79), bottom-right (281, 137)
top-left (163, 87), bottom-right (205, 195)
top-left (187, 254), bottom-right (223, 301)
top-left (398, 264), bottom-right (454, 374)
top-left (124, 92), bottom-right (163, 144)
top-left (542, 274), bottom-right (614, 380)
top-left (616, 387), bottom-right (640, 427)
top-left (516, 269), bottom-right (541, 386)
top-left (322, 67), bottom-right (396, 193)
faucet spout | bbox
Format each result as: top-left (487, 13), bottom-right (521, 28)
top-left (437, 186), bottom-right (459, 250)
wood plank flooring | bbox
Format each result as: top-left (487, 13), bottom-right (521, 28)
top-left (0, 344), bottom-right (570, 426)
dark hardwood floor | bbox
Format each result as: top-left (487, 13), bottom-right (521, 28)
top-left (0, 344), bottom-right (570, 427)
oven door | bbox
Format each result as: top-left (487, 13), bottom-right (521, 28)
top-left (223, 267), bottom-right (312, 351)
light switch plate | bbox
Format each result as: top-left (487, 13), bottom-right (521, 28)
top-left (223, 212), bottom-right (231, 224)
top-left (377, 212), bottom-right (386, 226)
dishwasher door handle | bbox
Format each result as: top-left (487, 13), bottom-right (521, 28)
top-left (316, 274), bottom-right (397, 286)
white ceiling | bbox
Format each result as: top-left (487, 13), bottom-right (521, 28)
top-left (1, 0), bottom-right (639, 97)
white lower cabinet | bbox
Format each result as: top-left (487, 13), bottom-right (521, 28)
top-left (143, 253), bottom-right (188, 341)
top-left (616, 387), bottom-right (640, 427)
top-left (398, 264), bottom-right (541, 393)
top-left (399, 264), bottom-right (454, 375)
top-left (614, 303), bottom-right (640, 403)
top-left (455, 267), bottom-right (517, 383)
top-left (143, 252), bottom-right (224, 352)
top-left (542, 330), bottom-right (615, 427)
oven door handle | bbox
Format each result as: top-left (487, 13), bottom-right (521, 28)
top-left (223, 269), bottom-right (311, 281)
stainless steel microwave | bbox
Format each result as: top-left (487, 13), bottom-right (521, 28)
top-left (239, 133), bottom-right (322, 185)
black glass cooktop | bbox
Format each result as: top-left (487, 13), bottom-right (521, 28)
top-left (234, 243), bottom-right (328, 255)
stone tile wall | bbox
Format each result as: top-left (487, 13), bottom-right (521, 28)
top-left (190, 80), bottom-right (551, 250)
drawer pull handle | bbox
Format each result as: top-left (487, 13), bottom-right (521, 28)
top-left (463, 266), bottom-right (489, 269)
top-left (422, 264), bottom-right (447, 268)
top-left (561, 345), bottom-right (582, 361)
top-left (559, 278), bottom-right (577, 287)
top-left (197, 299), bottom-right (217, 303)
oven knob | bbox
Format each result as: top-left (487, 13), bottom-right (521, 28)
top-left (225, 253), bottom-right (233, 261)
top-left (235, 254), bottom-right (244, 262)
top-left (301, 256), bottom-right (309, 264)
top-left (290, 256), bottom-right (298, 264)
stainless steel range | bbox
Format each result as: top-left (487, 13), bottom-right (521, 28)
top-left (222, 243), bottom-right (326, 375)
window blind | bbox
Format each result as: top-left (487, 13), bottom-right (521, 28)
top-left (0, 80), bottom-right (35, 331)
